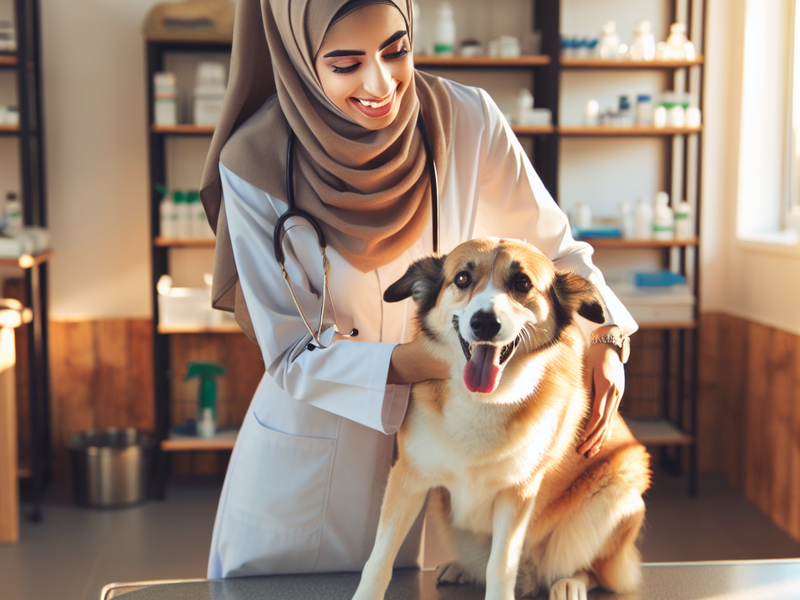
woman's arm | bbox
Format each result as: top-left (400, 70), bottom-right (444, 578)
top-left (221, 163), bottom-right (411, 434)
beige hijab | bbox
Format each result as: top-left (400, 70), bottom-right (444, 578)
top-left (199, 0), bottom-right (453, 342)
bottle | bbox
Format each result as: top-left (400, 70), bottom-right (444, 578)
top-left (173, 190), bottom-right (192, 239)
top-left (515, 89), bottom-right (534, 126)
top-left (674, 200), bottom-right (692, 239)
top-left (154, 72), bottom-right (178, 127)
top-left (653, 191), bottom-right (674, 240)
top-left (653, 104), bottom-right (668, 128)
top-left (629, 20), bottom-right (655, 60)
top-left (636, 95), bottom-right (653, 126)
top-left (598, 21), bottom-right (620, 59)
top-left (573, 203), bottom-right (592, 230)
top-left (664, 23), bottom-right (692, 60)
top-left (412, 2), bottom-right (427, 55)
top-left (4, 192), bottom-right (22, 235)
top-left (584, 99), bottom-right (600, 126)
top-left (634, 197), bottom-right (654, 240)
top-left (434, 2), bottom-right (456, 57)
top-left (186, 362), bottom-right (227, 439)
top-left (189, 191), bottom-right (211, 239)
top-left (160, 194), bottom-right (177, 239)
top-left (619, 202), bottom-right (635, 239)
top-left (618, 95), bottom-right (633, 127)
top-left (194, 62), bottom-right (227, 126)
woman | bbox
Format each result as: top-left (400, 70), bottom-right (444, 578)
top-left (199, 0), bottom-right (637, 579)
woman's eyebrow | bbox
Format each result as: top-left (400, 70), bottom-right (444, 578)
top-left (380, 30), bottom-right (407, 50)
top-left (323, 49), bottom-right (366, 58)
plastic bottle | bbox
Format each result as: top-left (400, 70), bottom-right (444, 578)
top-left (154, 72), bottom-right (178, 127)
top-left (652, 191), bottom-right (674, 240)
top-left (573, 203), bottom-right (592, 230)
top-left (619, 202), bottom-right (635, 238)
top-left (194, 62), bottom-right (227, 126)
top-left (4, 192), bottom-right (22, 235)
top-left (160, 194), bottom-right (177, 239)
top-left (186, 362), bottom-right (227, 439)
top-left (636, 95), bottom-right (653, 126)
top-left (634, 197), bottom-right (654, 240)
top-left (629, 20), bottom-right (656, 60)
top-left (584, 99), bottom-right (600, 126)
top-left (173, 190), bottom-right (192, 239)
top-left (598, 21), bottom-right (620, 59)
top-left (674, 200), bottom-right (692, 239)
top-left (664, 23), bottom-right (693, 60)
top-left (434, 2), bottom-right (456, 57)
top-left (515, 89), bottom-right (534, 126)
top-left (189, 190), bottom-right (212, 239)
top-left (618, 96), bottom-right (633, 127)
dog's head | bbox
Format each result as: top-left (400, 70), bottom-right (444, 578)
top-left (384, 238), bottom-right (605, 395)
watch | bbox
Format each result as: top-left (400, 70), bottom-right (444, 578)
top-left (590, 334), bottom-right (630, 364)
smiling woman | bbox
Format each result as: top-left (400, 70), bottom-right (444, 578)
top-left (315, 6), bottom-right (413, 129)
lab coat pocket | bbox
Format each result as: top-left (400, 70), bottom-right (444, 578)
top-left (228, 412), bottom-right (336, 536)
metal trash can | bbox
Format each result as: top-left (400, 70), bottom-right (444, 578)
top-left (68, 428), bottom-right (155, 508)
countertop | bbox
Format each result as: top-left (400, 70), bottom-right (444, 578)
top-left (101, 559), bottom-right (800, 599)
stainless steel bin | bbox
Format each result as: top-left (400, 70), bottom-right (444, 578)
top-left (68, 428), bottom-right (155, 507)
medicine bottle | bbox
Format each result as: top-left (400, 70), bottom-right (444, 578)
top-left (434, 2), bottom-right (456, 57)
top-left (652, 192), bottom-right (674, 241)
top-left (634, 197), bottom-right (654, 240)
top-left (674, 201), bottom-right (693, 239)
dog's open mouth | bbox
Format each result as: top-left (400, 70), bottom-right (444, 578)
top-left (453, 315), bottom-right (521, 394)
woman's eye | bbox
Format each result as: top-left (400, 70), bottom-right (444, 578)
top-left (332, 62), bottom-right (361, 74)
top-left (454, 271), bottom-right (472, 289)
top-left (513, 274), bottom-right (532, 293)
top-left (383, 46), bottom-right (409, 60)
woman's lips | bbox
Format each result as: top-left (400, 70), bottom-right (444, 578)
top-left (350, 87), bottom-right (398, 118)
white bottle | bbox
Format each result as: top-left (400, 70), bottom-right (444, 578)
top-left (154, 72), bottom-right (178, 127)
top-left (4, 192), bottom-right (22, 235)
top-left (584, 99), bottom-right (600, 127)
top-left (664, 23), bottom-right (691, 60)
top-left (174, 191), bottom-right (192, 239)
top-left (619, 202), bottom-right (635, 239)
top-left (674, 201), bottom-right (693, 239)
top-left (515, 89), bottom-right (534, 126)
top-left (160, 195), bottom-right (177, 239)
top-left (629, 20), bottom-right (656, 61)
top-left (598, 21), bottom-right (620, 59)
top-left (189, 191), bottom-right (212, 239)
top-left (634, 197), bottom-right (654, 240)
top-left (653, 191), bottom-right (674, 240)
top-left (573, 203), bottom-right (592, 230)
top-left (434, 2), bottom-right (456, 57)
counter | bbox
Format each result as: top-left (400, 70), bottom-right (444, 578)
top-left (101, 559), bottom-right (800, 599)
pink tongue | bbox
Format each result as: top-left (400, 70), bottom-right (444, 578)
top-left (463, 344), bottom-right (502, 394)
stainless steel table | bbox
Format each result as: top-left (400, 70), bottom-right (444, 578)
top-left (101, 559), bottom-right (800, 599)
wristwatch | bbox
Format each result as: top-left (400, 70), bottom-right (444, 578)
top-left (590, 334), bottom-right (630, 364)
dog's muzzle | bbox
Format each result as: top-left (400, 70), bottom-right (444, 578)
top-left (452, 315), bottom-right (520, 365)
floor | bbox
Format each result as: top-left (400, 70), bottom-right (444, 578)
top-left (1, 469), bottom-right (799, 600)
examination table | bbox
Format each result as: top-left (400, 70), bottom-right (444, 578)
top-left (101, 559), bottom-right (800, 599)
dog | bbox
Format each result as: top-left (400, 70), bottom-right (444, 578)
top-left (352, 238), bottom-right (650, 600)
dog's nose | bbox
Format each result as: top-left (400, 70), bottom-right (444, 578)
top-left (470, 310), bottom-right (501, 341)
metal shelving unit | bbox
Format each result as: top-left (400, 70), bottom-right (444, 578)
top-left (2, 0), bottom-right (51, 520)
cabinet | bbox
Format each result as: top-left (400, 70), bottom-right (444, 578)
top-left (145, 0), bottom-right (703, 495)
top-left (0, 0), bottom-right (51, 520)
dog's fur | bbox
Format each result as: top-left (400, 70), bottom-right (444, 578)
top-left (352, 238), bottom-right (650, 600)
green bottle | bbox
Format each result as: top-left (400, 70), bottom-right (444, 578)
top-left (186, 362), bottom-right (227, 438)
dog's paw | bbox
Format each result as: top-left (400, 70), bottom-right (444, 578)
top-left (549, 578), bottom-right (587, 600)
top-left (435, 562), bottom-right (478, 586)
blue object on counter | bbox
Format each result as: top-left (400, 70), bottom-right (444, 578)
top-left (635, 271), bottom-right (687, 286)
top-left (573, 227), bottom-right (621, 240)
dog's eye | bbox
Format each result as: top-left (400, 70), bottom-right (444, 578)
top-left (513, 274), bottom-right (532, 293)
top-left (454, 271), bottom-right (472, 289)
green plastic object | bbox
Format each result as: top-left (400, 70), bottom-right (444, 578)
top-left (186, 362), bottom-right (227, 438)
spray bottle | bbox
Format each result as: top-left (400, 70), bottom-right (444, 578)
top-left (186, 362), bottom-right (227, 438)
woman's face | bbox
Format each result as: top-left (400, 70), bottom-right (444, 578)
top-left (315, 4), bottom-right (413, 130)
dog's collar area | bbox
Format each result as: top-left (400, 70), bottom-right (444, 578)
top-left (452, 315), bottom-right (520, 365)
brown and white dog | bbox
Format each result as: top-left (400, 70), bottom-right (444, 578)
top-left (352, 238), bottom-right (650, 600)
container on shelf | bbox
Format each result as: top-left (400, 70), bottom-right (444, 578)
top-left (193, 62), bottom-right (227, 126)
top-left (154, 72), bottom-right (178, 127)
top-left (653, 192), bottom-right (674, 240)
top-left (0, 21), bottom-right (16, 53)
top-left (629, 20), bottom-right (655, 61)
top-left (634, 197), bottom-right (654, 240)
top-left (609, 281), bottom-right (695, 324)
top-left (674, 201), bottom-right (693, 239)
top-left (157, 275), bottom-right (235, 327)
top-left (635, 95), bottom-right (653, 126)
top-left (434, 1), bottom-right (456, 57)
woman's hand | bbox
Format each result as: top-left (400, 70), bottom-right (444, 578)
top-left (387, 337), bottom-right (451, 385)
top-left (578, 325), bottom-right (627, 458)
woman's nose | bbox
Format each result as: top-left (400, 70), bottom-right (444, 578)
top-left (362, 58), bottom-right (393, 97)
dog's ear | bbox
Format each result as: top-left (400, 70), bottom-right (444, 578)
top-left (553, 271), bottom-right (606, 324)
top-left (384, 255), bottom-right (446, 308)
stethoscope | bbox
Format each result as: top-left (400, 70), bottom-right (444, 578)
top-left (274, 113), bottom-right (439, 350)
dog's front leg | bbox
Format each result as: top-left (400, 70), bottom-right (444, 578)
top-left (484, 486), bottom-right (539, 600)
top-left (352, 461), bottom-right (428, 600)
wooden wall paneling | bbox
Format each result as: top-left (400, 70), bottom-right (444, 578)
top-left (718, 314), bottom-right (747, 487)
top-left (767, 327), bottom-right (795, 531)
top-left (744, 321), bottom-right (772, 515)
top-left (128, 320), bottom-right (155, 429)
top-left (95, 320), bottom-right (129, 429)
top-left (789, 334), bottom-right (800, 541)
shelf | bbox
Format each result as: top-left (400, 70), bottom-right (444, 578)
top-left (157, 323), bottom-right (241, 334)
top-left (151, 124), bottom-right (215, 136)
top-left (561, 56), bottom-right (704, 69)
top-left (511, 125), bottom-right (555, 136)
top-left (0, 125), bottom-right (20, 135)
top-left (154, 238), bottom-right (215, 248)
top-left (0, 251), bottom-right (52, 269)
top-left (414, 55), bottom-right (550, 68)
top-left (584, 238), bottom-right (698, 249)
top-left (559, 126), bottom-right (702, 137)
top-left (161, 428), bottom-right (238, 451)
top-left (17, 467), bottom-right (32, 478)
top-left (0, 55), bottom-right (17, 67)
top-left (624, 416), bottom-right (694, 446)
top-left (636, 320), bottom-right (697, 330)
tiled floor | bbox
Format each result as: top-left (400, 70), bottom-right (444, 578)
top-left (1, 469), bottom-right (799, 600)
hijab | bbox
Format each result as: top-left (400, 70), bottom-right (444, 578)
top-left (199, 0), bottom-right (453, 342)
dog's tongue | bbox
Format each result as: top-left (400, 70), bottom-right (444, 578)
top-left (464, 344), bottom-right (502, 394)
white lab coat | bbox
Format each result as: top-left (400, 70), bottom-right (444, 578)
top-left (207, 80), bottom-right (638, 579)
